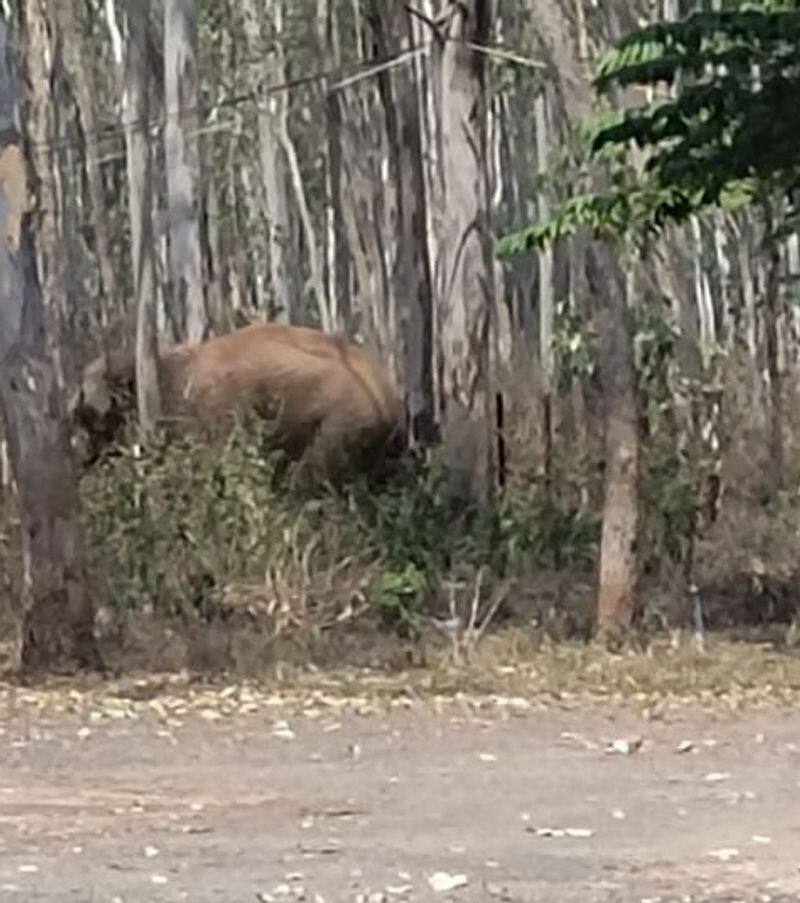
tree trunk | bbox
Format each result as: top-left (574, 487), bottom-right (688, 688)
top-left (57, 0), bottom-right (122, 326)
top-left (123, 0), bottom-right (161, 431)
top-left (241, 0), bottom-right (297, 324)
top-left (534, 88), bottom-right (555, 487)
top-left (21, 0), bottom-right (69, 386)
top-left (586, 241), bottom-right (640, 635)
top-left (316, 0), bottom-right (351, 331)
top-left (430, 0), bottom-right (496, 505)
top-left (164, 0), bottom-right (207, 342)
top-left (763, 232), bottom-right (784, 493)
top-left (0, 15), bottom-right (100, 672)
top-left (369, 0), bottom-right (435, 446)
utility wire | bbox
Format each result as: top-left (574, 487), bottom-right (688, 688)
top-left (28, 36), bottom-right (542, 157)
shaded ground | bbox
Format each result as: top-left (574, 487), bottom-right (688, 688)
top-left (0, 679), bottom-right (799, 902)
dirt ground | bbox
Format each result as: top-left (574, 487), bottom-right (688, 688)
top-left (0, 679), bottom-right (799, 903)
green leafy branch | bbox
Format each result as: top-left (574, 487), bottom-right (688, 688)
top-left (499, 2), bottom-right (800, 255)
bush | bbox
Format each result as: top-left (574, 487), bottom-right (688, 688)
top-left (79, 426), bottom-right (606, 645)
top-left (81, 426), bottom-right (374, 622)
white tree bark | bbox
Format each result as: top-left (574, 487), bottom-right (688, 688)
top-left (121, 0), bottom-right (161, 430)
top-left (316, 0), bottom-right (351, 331)
top-left (430, 0), bottom-right (496, 504)
top-left (164, 0), bottom-right (207, 342)
top-left (242, 0), bottom-right (297, 324)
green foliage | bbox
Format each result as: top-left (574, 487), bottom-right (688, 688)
top-left (81, 428), bottom-right (336, 619)
top-left (354, 456), bottom-right (452, 635)
top-left (592, 8), bottom-right (800, 203)
top-left (499, 478), bottom-right (599, 573)
top-left (640, 444), bottom-right (699, 571)
top-left (80, 428), bottom-right (606, 640)
top-left (369, 563), bottom-right (430, 638)
top-left (551, 302), bottom-right (598, 393)
top-left (633, 304), bottom-right (680, 401)
top-left (499, 1), bottom-right (800, 255)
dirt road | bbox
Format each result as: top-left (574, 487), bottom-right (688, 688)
top-left (0, 684), bottom-right (798, 902)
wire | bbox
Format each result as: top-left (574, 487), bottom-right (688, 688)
top-left (28, 40), bottom-right (435, 155)
top-left (27, 36), bottom-right (541, 157)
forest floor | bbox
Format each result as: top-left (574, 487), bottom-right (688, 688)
top-left (0, 662), bottom-right (799, 903)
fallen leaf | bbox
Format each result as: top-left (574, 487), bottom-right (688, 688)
top-left (198, 708), bottom-right (222, 722)
top-left (528, 826), bottom-right (595, 839)
top-left (707, 848), bottom-right (739, 861)
top-left (606, 737), bottom-right (642, 755)
top-left (532, 827), bottom-right (565, 838)
top-left (427, 871), bottom-right (468, 892)
top-left (298, 840), bottom-right (342, 855)
top-left (272, 723), bottom-right (296, 741)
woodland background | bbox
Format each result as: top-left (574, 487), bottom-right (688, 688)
top-left (0, 0), bottom-right (799, 674)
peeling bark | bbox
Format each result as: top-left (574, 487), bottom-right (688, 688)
top-left (0, 15), bottom-right (100, 672)
top-left (430, 0), bottom-right (496, 505)
top-left (316, 0), bottom-right (351, 331)
top-left (164, 0), bottom-right (208, 342)
top-left (241, 0), bottom-right (298, 324)
top-left (58, 0), bottom-right (121, 322)
top-left (369, 0), bottom-right (435, 445)
top-left (122, 0), bottom-right (161, 430)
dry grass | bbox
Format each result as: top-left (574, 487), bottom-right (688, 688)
top-left (3, 629), bottom-right (800, 724)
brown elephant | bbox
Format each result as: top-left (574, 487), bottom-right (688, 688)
top-left (70, 323), bottom-right (406, 483)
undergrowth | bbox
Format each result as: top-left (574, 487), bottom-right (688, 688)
top-left (78, 425), bottom-right (600, 646)
top-left (1, 354), bottom-right (796, 677)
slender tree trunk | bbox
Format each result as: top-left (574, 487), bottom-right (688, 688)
top-left (280, 109), bottom-right (331, 331)
top-left (317, 0), bottom-right (351, 330)
top-left (762, 230), bottom-right (784, 492)
top-left (242, 0), bottom-right (297, 323)
top-left (0, 15), bottom-right (100, 672)
top-left (123, 0), bottom-right (161, 430)
top-left (534, 89), bottom-right (555, 486)
top-left (691, 216), bottom-right (716, 365)
top-left (58, 0), bottom-right (121, 322)
top-left (430, 0), bottom-right (496, 505)
top-left (370, 0), bottom-right (435, 445)
top-left (164, 0), bottom-right (207, 342)
top-left (586, 241), bottom-right (640, 635)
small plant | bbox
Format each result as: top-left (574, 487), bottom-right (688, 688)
top-left (370, 562), bottom-right (430, 638)
top-left (499, 479), bottom-right (599, 573)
